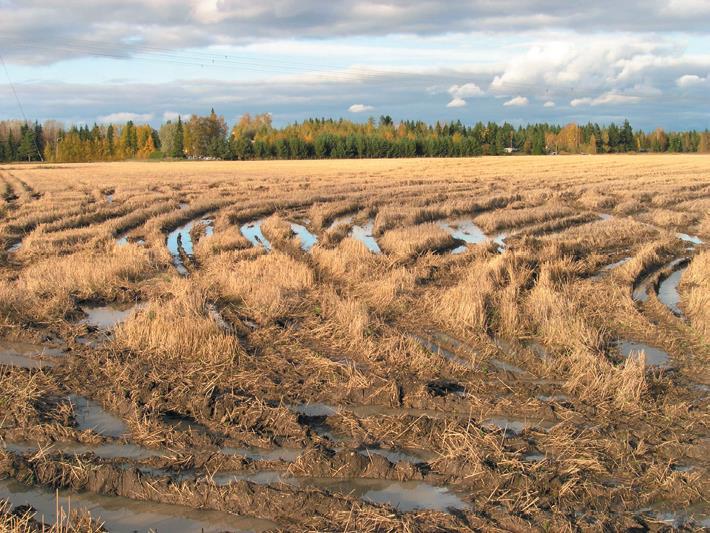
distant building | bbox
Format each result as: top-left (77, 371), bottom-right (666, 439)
top-left (503, 147), bottom-right (518, 154)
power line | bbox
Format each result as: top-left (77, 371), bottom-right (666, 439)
top-left (6, 38), bottom-right (704, 106)
top-left (6, 36), bottom-right (706, 106)
top-left (0, 53), bottom-right (43, 161)
top-left (0, 38), bottom-right (459, 85)
top-left (0, 36), bottom-right (662, 99)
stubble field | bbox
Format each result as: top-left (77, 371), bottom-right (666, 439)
top-left (0, 155), bottom-right (708, 532)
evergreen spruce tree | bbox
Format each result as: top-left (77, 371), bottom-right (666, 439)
top-left (172, 116), bottom-right (184, 158)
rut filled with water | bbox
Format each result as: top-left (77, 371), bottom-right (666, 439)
top-left (166, 217), bottom-right (214, 275)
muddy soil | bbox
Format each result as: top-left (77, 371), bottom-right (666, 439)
top-left (1, 160), bottom-right (708, 531)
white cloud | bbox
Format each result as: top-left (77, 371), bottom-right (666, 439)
top-left (348, 103), bottom-right (374, 113)
top-left (503, 96), bottom-right (528, 106)
top-left (2, 0), bottom-right (709, 68)
top-left (97, 112), bottom-right (153, 123)
top-left (543, 101), bottom-right (555, 107)
top-left (162, 111), bottom-right (182, 121)
top-left (570, 93), bottom-right (642, 107)
top-left (676, 74), bottom-right (707, 87)
top-left (446, 97), bottom-right (467, 108)
top-left (445, 82), bottom-right (484, 108)
top-left (448, 83), bottom-right (484, 98)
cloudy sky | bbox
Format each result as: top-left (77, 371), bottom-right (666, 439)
top-left (0, 0), bottom-right (709, 129)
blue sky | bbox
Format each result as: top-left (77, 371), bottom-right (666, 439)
top-left (0, 1), bottom-right (708, 130)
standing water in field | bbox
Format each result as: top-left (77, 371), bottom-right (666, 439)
top-left (492, 233), bottom-right (507, 253)
top-left (68, 394), bottom-right (128, 438)
top-left (358, 446), bottom-right (435, 464)
top-left (221, 446), bottom-right (302, 462)
top-left (290, 222), bottom-right (318, 251)
top-left (300, 478), bottom-right (469, 512)
top-left (676, 233), bottom-right (703, 246)
top-left (0, 341), bottom-right (65, 369)
top-left (0, 479), bottom-right (275, 533)
top-left (166, 217), bottom-right (214, 274)
top-left (619, 341), bottom-right (670, 367)
top-left (350, 220), bottom-right (381, 253)
top-left (211, 472), bottom-right (468, 512)
top-left (438, 219), bottom-right (488, 254)
top-left (240, 219), bottom-right (272, 251)
top-left (634, 257), bottom-right (687, 303)
top-left (657, 264), bottom-right (688, 316)
top-left (593, 256), bottom-right (632, 279)
top-left (80, 302), bottom-right (141, 329)
top-left (411, 334), bottom-right (476, 370)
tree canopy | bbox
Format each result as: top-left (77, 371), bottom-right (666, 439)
top-left (1, 113), bottom-right (708, 164)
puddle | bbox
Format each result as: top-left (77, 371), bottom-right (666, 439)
top-left (632, 278), bottom-right (652, 302)
top-left (632, 286), bottom-right (649, 302)
top-left (291, 402), bottom-right (450, 421)
top-left (640, 503), bottom-right (710, 529)
top-left (178, 202), bottom-right (189, 210)
top-left (491, 337), bottom-right (529, 375)
top-left (489, 358), bottom-right (527, 375)
top-left (358, 446), bottom-right (435, 464)
top-left (420, 332), bottom-right (528, 376)
top-left (116, 234), bottom-right (145, 247)
top-left (80, 303), bottom-right (140, 330)
top-left (290, 222), bottom-right (318, 251)
top-left (0, 479), bottom-right (274, 533)
top-left (523, 451), bottom-right (546, 462)
top-left (593, 256), bottom-right (631, 278)
top-left (304, 477), bottom-right (468, 512)
top-left (604, 257), bottom-right (632, 271)
top-left (671, 464), bottom-right (696, 473)
top-left (598, 213), bottom-right (614, 221)
top-left (676, 233), bottom-right (703, 246)
top-left (214, 471), bottom-right (286, 486)
top-left (411, 335), bottom-right (476, 370)
top-left (657, 265), bottom-right (687, 316)
top-left (7, 241), bottom-right (22, 253)
top-left (240, 220), bottom-right (272, 251)
top-left (438, 219), bottom-right (488, 254)
top-left (221, 446), bottom-right (302, 462)
top-left (68, 395), bottom-right (128, 438)
top-left (537, 394), bottom-right (570, 403)
top-left (483, 417), bottom-right (536, 436)
top-left (525, 341), bottom-right (548, 360)
top-left (350, 220), bottom-right (381, 253)
top-left (0, 341), bottom-right (64, 369)
top-left (105, 193), bottom-right (113, 203)
top-left (214, 473), bottom-right (467, 512)
top-left (291, 403), bottom-right (338, 417)
top-left (493, 233), bottom-right (507, 253)
top-left (166, 217), bottom-right (214, 274)
top-left (349, 405), bottom-right (450, 420)
top-left (618, 341), bottom-right (670, 367)
top-left (634, 258), bottom-right (685, 304)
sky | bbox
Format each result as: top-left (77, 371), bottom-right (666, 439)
top-left (0, 0), bottom-right (709, 130)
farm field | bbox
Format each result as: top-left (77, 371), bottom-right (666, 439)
top-left (0, 154), bottom-right (708, 531)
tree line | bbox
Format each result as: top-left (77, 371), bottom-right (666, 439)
top-left (1, 110), bottom-right (709, 163)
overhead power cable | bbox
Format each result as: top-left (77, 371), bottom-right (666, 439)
top-left (0, 53), bottom-right (43, 161)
